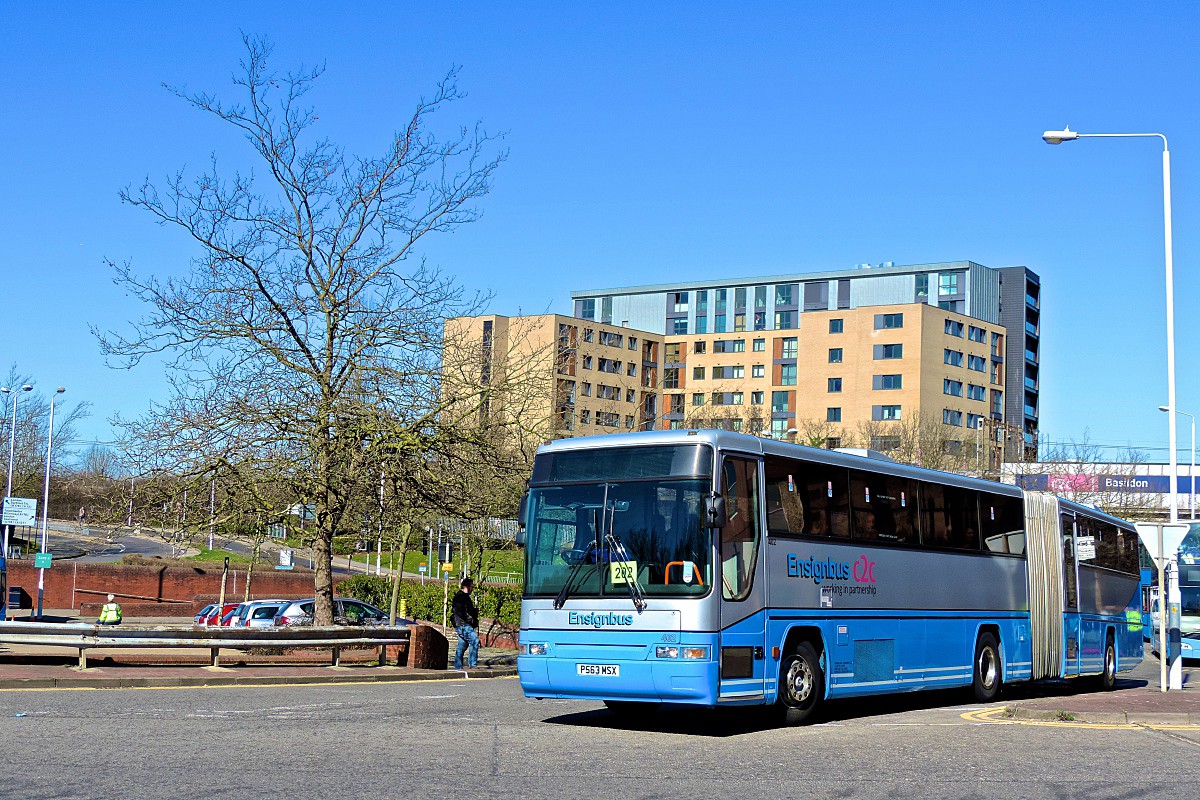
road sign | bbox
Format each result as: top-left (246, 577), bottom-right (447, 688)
top-left (276, 549), bottom-right (294, 570)
top-left (33, 552), bottom-right (52, 569)
top-left (1135, 522), bottom-right (1190, 568)
top-left (418, 562), bottom-right (427, 574)
top-left (1, 497), bottom-right (37, 527)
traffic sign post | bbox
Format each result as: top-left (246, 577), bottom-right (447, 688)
top-left (1135, 522), bottom-right (1190, 691)
top-left (33, 552), bottom-right (52, 569)
top-left (1, 497), bottom-right (37, 527)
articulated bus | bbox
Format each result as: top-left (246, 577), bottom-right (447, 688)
top-left (516, 430), bottom-right (1143, 723)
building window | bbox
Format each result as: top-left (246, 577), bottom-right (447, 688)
top-left (874, 343), bottom-right (903, 359)
top-left (692, 393), bottom-right (706, 407)
top-left (754, 285), bottom-right (767, 309)
top-left (627, 362), bottom-right (637, 377)
top-left (944, 379), bottom-right (963, 397)
top-left (944, 349), bottom-right (963, 367)
top-left (829, 318), bottom-right (843, 334)
top-left (729, 419), bottom-right (743, 432)
top-left (943, 409), bottom-right (963, 426)
top-left (771, 391), bottom-right (789, 412)
top-left (751, 391), bottom-right (764, 405)
top-left (967, 413), bottom-right (984, 429)
top-left (826, 437), bottom-right (842, 450)
top-left (626, 388), bottom-right (636, 403)
top-left (583, 328), bottom-right (594, 343)
top-left (774, 310), bottom-right (796, 329)
top-left (693, 366), bottom-right (705, 380)
top-left (944, 319), bottom-right (964, 337)
top-left (628, 336), bottom-right (637, 350)
top-left (580, 299), bottom-right (596, 320)
top-left (803, 281), bottom-right (829, 311)
top-left (966, 384), bottom-right (986, 401)
top-left (582, 355), bottom-right (593, 370)
top-left (672, 318), bottom-right (688, 335)
top-left (780, 364), bottom-right (797, 386)
top-left (873, 374), bottom-right (902, 390)
top-left (601, 297), bottom-right (613, 324)
top-left (735, 287), bottom-right (747, 309)
top-left (828, 348), bottom-right (843, 364)
top-left (781, 337), bottom-right (798, 359)
top-left (828, 377), bottom-right (842, 393)
top-left (967, 354), bottom-right (986, 372)
top-left (827, 407), bottom-right (842, 423)
top-left (775, 284), bottom-right (796, 306)
top-left (665, 343), bottom-right (681, 362)
top-left (580, 409), bottom-right (592, 425)
top-left (696, 316), bottom-right (708, 334)
top-left (599, 331), bottom-right (623, 347)
top-left (872, 404), bottom-right (902, 421)
top-left (713, 314), bottom-right (726, 333)
top-left (915, 273), bottom-right (929, 300)
top-left (664, 368), bottom-right (680, 389)
top-left (753, 338), bottom-right (766, 352)
top-left (874, 313), bottom-right (904, 330)
top-left (694, 341), bottom-right (706, 354)
top-left (771, 419), bottom-right (788, 438)
top-left (581, 382), bottom-right (592, 397)
top-left (871, 435), bottom-right (901, 451)
top-left (968, 325), bottom-right (986, 343)
top-left (939, 273), bottom-right (960, 296)
top-left (732, 313), bottom-right (744, 332)
top-left (754, 311), bottom-right (766, 331)
top-left (714, 365), bottom-right (746, 380)
top-left (731, 392), bottom-right (744, 405)
top-left (672, 292), bottom-right (689, 313)
top-left (714, 339), bottom-right (745, 354)
top-left (696, 290), bottom-right (708, 314)
top-left (752, 364), bottom-right (765, 378)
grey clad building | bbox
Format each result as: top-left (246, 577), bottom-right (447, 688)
top-left (571, 260), bottom-right (1040, 459)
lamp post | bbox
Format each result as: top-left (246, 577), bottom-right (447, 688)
top-left (1044, 126), bottom-right (1180, 691)
top-left (1160, 405), bottom-right (1195, 520)
top-left (35, 387), bottom-right (65, 620)
top-left (2, 384), bottom-right (33, 563)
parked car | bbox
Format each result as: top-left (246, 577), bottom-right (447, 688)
top-left (222, 599), bottom-right (289, 627)
top-left (240, 599), bottom-right (290, 628)
top-left (194, 603), bottom-right (217, 625)
top-left (197, 603), bottom-right (240, 627)
top-left (274, 598), bottom-right (411, 627)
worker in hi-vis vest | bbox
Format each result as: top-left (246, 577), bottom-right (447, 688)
top-left (98, 594), bottom-right (122, 625)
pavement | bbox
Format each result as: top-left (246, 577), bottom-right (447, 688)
top-left (0, 612), bottom-right (517, 690)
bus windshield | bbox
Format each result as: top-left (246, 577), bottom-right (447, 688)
top-left (524, 478), bottom-right (711, 599)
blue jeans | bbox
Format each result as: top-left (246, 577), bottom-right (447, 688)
top-left (455, 624), bottom-right (479, 669)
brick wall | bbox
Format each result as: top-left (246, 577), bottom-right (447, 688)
top-left (6, 561), bottom-right (315, 611)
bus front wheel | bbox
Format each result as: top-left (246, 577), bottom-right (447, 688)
top-left (972, 632), bottom-right (1002, 702)
top-left (779, 641), bottom-right (824, 725)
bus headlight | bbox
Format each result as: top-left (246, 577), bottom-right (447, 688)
top-left (655, 646), bottom-right (679, 659)
top-left (520, 643), bottom-right (548, 656)
top-left (682, 646), bottom-right (709, 660)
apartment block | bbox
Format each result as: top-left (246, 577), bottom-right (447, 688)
top-left (443, 313), bottom-right (664, 438)
top-left (572, 260), bottom-right (1039, 457)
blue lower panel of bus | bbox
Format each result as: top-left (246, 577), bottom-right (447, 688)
top-left (518, 631), bottom-right (721, 705)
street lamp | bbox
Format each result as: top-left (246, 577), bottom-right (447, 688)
top-left (1, 384), bottom-right (33, 562)
top-left (1044, 126), bottom-right (1179, 691)
top-left (1160, 405), bottom-right (1195, 520)
top-left (35, 387), bottom-right (65, 620)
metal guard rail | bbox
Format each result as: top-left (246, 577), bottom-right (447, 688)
top-left (0, 622), bottom-right (411, 669)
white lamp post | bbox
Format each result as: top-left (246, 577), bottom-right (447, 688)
top-left (1160, 405), bottom-right (1195, 520)
top-left (1044, 126), bottom-right (1180, 690)
top-left (35, 387), bottom-right (65, 620)
top-left (2, 384), bottom-right (33, 564)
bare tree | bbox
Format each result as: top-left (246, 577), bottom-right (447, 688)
top-left (95, 36), bottom-right (505, 624)
top-left (1, 366), bottom-right (90, 506)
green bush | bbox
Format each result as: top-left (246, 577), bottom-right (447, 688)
top-left (335, 575), bottom-right (521, 627)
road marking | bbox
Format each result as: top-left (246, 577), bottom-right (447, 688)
top-left (961, 706), bottom-right (1200, 732)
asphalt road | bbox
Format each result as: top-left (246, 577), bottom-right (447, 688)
top-left (0, 665), bottom-right (1195, 800)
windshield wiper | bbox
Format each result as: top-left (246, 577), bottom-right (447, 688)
top-left (605, 532), bottom-right (647, 613)
top-left (554, 543), bottom-right (595, 609)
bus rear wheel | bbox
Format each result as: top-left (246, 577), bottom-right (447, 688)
top-left (779, 641), bottom-right (824, 725)
top-left (972, 632), bottom-right (1002, 702)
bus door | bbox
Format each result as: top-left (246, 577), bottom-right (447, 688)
top-left (1060, 512), bottom-right (1081, 676)
top-left (717, 455), bottom-right (767, 702)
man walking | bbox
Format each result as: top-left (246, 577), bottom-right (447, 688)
top-left (98, 594), bottom-right (122, 626)
top-left (452, 577), bottom-right (480, 669)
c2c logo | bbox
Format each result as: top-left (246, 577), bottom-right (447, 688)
top-left (852, 555), bottom-right (876, 583)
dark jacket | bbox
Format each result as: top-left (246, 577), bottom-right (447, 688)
top-left (451, 589), bottom-right (479, 629)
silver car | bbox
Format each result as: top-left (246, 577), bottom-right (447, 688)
top-left (223, 599), bottom-right (289, 628)
top-left (273, 598), bottom-right (409, 626)
top-left (239, 599), bottom-right (291, 628)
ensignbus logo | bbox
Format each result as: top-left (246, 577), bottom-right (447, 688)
top-left (787, 553), bottom-right (877, 585)
top-left (568, 611), bottom-right (634, 628)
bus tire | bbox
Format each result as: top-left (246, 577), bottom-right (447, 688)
top-left (603, 700), bottom-right (659, 718)
top-left (1095, 635), bottom-right (1117, 691)
top-left (779, 641), bottom-right (824, 725)
top-left (972, 632), bottom-right (1002, 702)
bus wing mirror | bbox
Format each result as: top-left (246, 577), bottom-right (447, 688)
top-left (515, 492), bottom-right (528, 546)
top-left (705, 495), bottom-right (728, 528)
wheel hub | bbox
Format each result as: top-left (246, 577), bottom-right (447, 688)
top-left (786, 659), bottom-right (813, 704)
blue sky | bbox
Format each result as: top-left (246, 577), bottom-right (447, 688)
top-left (2, 2), bottom-right (1198, 461)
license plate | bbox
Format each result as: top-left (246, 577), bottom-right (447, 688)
top-left (577, 663), bottom-right (619, 677)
